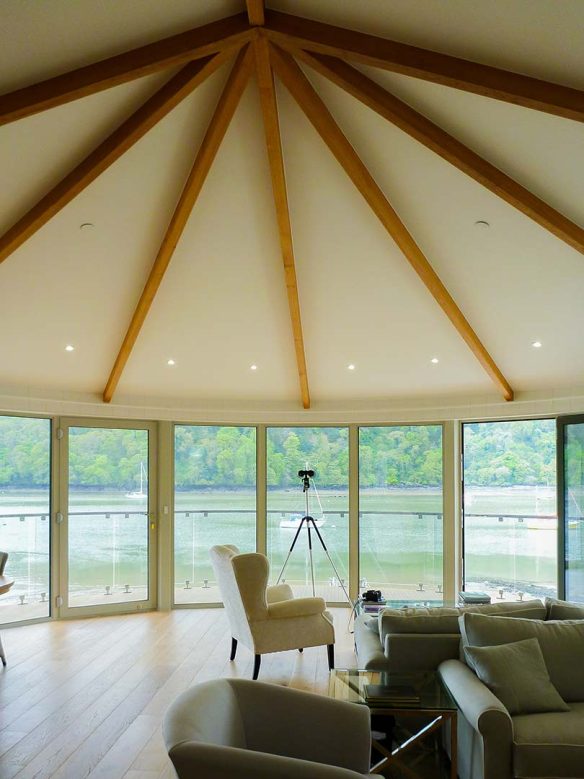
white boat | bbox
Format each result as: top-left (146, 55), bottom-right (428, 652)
top-left (125, 462), bottom-right (147, 499)
top-left (280, 513), bottom-right (326, 529)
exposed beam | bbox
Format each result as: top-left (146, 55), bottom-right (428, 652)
top-left (270, 45), bottom-right (514, 401)
top-left (254, 37), bottom-right (310, 409)
top-left (103, 46), bottom-right (254, 403)
top-left (246, 0), bottom-right (265, 26)
top-left (294, 51), bottom-right (584, 257)
top-left (0, 50), bottom-right (237, 266)
top-left (263, 12), bottom-right (584, 122)
top-left (0, 13), bottom-right (252, 126)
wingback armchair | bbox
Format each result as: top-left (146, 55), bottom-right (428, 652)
top-left (210, 545), bottom-right (335, 679)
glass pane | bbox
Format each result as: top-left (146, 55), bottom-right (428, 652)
top-left (564, 422), bottom-right (584, 601)
top-left (359, 426), bottom-right (443, 606)
top-left (174, 426), bottom-right (256, 604)
top-left (463, 419), bottom-right (557, 602)
top-left (266, 427), bottom-right (349, 603)
top-left (0, 416), bottom-right (51, 624)
top-left (68, 427), bottom-right (149, 607)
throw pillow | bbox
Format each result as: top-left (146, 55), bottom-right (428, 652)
top-left (459, 612), bottom-right (584, 701)
top-left (464, 638), bottom-right (569, 715)
top-left (545, 597), bottom-right (584, 620)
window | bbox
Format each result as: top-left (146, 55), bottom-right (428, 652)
top-left (266, 427), bottom-right (349, 602)
top-left (0, 415), bottom-right (51, 623)
top-left (462, 419), bottom-right (557, 602)
top-left (359, 425), bottom-right (443, 605)
top-left (174, 426), bottom-right (256, 604)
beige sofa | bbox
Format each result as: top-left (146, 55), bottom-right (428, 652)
top-left (355, 598), bottom-right (584, 779)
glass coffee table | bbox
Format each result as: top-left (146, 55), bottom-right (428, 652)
top-left (329, 669), bottom-right (457, 778)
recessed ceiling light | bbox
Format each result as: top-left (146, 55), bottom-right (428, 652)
top-left (474, 220), bottom-right (490, 229)
top-left (347, 364), bottom-right (356, 371)
top-left (65, 344), bottom-right (74, 352)
top-left (250, 364), bottom-right (258, 371)
top-left (532, 341), bottom-right (542, 349)
top-left (431, 357), bottom-right (439, 364)
top-left (167, 359), bottom-right (176, 366)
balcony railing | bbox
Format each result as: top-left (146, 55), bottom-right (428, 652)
top-left (2, 508), bottom-right (581, 622)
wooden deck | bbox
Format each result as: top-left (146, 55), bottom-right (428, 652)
top-left (0, 608), bottom-right (356, 779)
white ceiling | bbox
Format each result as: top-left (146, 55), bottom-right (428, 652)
top-left (0, 0), bottom-right (583, 417)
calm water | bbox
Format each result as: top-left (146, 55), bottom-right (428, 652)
top-left (0, 486), bottom-right (562, 610)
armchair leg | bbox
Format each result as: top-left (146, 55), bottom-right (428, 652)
top-left (327, 644), bottom-right (335, 670)
top-left (230, 637), bottom-right (237, 661)
top-left (252, 654), bottom-right (261, 680)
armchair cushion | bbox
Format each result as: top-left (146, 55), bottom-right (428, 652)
top-left (268, 597), bottom-right (326, 619)
top-left (464, 638), bottom-right (568, 715)
top-left (545, 596), bottom-right (584, 620)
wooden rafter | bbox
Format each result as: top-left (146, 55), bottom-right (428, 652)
top-left (292, 51), bottom-right (584, 257)
top-left (270, 45), bottom-right (514, 401)
top-left (102, 46), bottom-right (254, 404)
top-left (264, 12), bottom-right (584, 122)
top-left (0, 50), bottom-right (237, 266)
top-left (246, 0), bottom-right (265, 26)
top-left (253, 37), bottom-right (310, 409)
top-left (0, 13), bottom-right (252, 126)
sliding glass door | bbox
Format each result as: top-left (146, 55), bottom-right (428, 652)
top-left (558, 415), bottom-right (584, 601)
top-left (59, 419), bottom-right (156, 616)
top-left (0, 415), bottom-right (51, 624)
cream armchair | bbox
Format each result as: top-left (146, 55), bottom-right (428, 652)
top-left (163, 678), bottom-right (373, 778)
top-left (210, 545), bottom-right (335, 679)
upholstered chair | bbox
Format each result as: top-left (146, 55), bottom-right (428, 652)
top-left (163, 678), bottom-right (373, 778)
top-left (210, 544), bottom-right (335, 679)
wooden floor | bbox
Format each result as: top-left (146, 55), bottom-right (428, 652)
top-left (0, 608), bottom-right (356, 779)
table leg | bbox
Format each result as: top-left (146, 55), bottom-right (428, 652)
top-left (450, 711), bottom-right (458, 779)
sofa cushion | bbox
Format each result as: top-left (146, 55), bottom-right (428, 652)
top-left (464, 638), bottom-right (568, 715)
top-left (513, 702), bottom-right (584, 778)
top-left (379, 600), bottom-right (546, 638)
top-left (460, 613), bottom-right (584, 701)
top-left (545, 597), bottom-right (584, 620)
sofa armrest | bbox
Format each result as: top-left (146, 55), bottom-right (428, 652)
top-left (439, 659), bottom-right (513, 779)
top-left (266, 583), bottom-right (294, 603)
top-left (384, 633), bottom-right (460, 672)
top-left (268, 597), bottom-right (326, 619)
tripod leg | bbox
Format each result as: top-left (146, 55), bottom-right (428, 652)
top-left (310, 520), bottom-right (353, 607)
top-left (306, 525), bottom-right (316, 597)
top-left (275, 518), bottom-right (306, 585)
top-left (253, 654), bottom-right (261, 680)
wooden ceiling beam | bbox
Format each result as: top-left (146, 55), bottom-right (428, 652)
top-left (253, 37), bottom-right (310, 409)
top-left (0, 50), bottom-right (236, 266)
top-left (102, 46), bottom-right (254, 404)
top-left (246, 0), bottom-right (265, 26)
top-left (294, 51), bottom-right (584, 256)
top-left (0, 13), bottom-right (252, 126)
top-left (264, 11), bottom-right (584, 122)
top-left (270, 45), bottom-right (514, 401)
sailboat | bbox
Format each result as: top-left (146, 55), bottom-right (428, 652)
top-left (125, 462), bottom-right (147, 499)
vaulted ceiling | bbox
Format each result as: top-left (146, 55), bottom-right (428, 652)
top-left (1, 0), bottom-right (583, 417)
